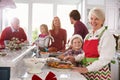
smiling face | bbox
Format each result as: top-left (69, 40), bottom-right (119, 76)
top-left (71, 38), bottom-right (82, 51)
top-left (53, 17), bottom-right (60, 28)
top-left (11, 18), bottom-right (20, 30)
top-left (88, 8), bottom-right (105, 32)
top-left (89, 14), bottom-right (104, 32)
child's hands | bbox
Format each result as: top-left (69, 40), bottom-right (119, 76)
top-left (64, 55), bottom-right (75, 63)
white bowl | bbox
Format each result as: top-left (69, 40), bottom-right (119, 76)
top-left (24, 58), bottom-right (46, 73)
top-left (40, 52), bottom-right (50, 58)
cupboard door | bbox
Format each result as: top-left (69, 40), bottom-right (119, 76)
top-left (0, 67), bottom-right (10, 80)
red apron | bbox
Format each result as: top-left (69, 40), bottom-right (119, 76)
top-left (82, 28), bottom-right (111, 80)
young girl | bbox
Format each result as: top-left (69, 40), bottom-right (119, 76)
top-left (58, 34), bottom-right (84, 64)
top-left (34, 24), bottom-right (53, 52)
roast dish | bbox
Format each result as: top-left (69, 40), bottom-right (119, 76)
top-left (47, 58), bottom-right (73, 69)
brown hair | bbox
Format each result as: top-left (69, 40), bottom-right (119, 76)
top-left (69, 10), bottom-right (81, 20)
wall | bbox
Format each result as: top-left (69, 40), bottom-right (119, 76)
top-left (0, 9), bottom-right (2, 32)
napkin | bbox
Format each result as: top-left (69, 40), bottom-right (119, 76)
top-left (32, 71), bottom-right (57, 80)
top-left (32, 74), bottom-right (42, 80)
top-left (45, 71), bottom-right (57, 80)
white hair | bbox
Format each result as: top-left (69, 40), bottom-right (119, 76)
top-left (11, 17), bottom-right (20, 24)
top-left (88, 7), bottom-right (105, 22)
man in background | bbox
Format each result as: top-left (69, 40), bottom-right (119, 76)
top-left (0, 17), bottom-right (27, 49)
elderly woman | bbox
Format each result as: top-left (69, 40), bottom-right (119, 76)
top-left (64, 7), bottom-right (116, 80)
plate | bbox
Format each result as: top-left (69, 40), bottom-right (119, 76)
top-left (47, 60), bottom-right (73, 69)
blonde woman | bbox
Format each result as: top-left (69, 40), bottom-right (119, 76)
top-left (64, 7), bottom-right (116, 80)
top-left (49, 17), bottom-right (67, 52)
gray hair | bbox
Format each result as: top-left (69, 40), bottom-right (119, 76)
top-left (11, 17), bottom-right (20, 25)
top-left (88, 7), bottom-right (105, 22)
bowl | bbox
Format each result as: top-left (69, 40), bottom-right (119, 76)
top-left (24, 58), bottom-right (46, 73)
top-left (40, 52), bottom-right (50, 58)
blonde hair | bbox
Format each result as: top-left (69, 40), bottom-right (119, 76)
top-left (40, 24), bottom-right (49, 35)
top-left (88, 7), bottom-right (105, 23)
top-left (51, 16), bottom-right (61, 30)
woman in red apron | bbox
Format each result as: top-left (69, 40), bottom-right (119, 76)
top-left (64, 7), bottom-right (116, 80)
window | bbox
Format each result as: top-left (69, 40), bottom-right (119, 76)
top-left (32, 3), bottom-right (53, 41)
top-left (57, 5), bottom-right (77, 41)
top-left (2, 3), bottom-right (28, 34)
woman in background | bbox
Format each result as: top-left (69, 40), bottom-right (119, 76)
top-left (49, 17), bottom-right (67, 52)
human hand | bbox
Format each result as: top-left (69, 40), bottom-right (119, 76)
top-left (64, 55), bottom-right (75, 63)
top-left (72, 67), bottom-right (88, 73)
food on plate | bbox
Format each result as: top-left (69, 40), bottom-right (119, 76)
top-left (47, 60), bottom-right (74, 69)
top-left (48, 47), bottom-right (57, 52)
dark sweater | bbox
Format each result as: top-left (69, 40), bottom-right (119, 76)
top-left (74, 20), bottom-right (89, 39)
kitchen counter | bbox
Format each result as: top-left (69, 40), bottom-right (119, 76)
top-left (0, 46), bottom-right (87, 80)
top-left (0, 46), bottom-right (36, 80)
top-left (15, 66), bottom-right (87, 80)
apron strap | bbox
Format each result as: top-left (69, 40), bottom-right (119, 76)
top-left (98, 26), bottom-right (108, 39)
top-left (85, 26), bottom-right (108, 40)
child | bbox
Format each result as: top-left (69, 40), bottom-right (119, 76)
top-left (58, 34), bottom-right (84, 64)
top-left (34, 24), bottom-right (54, 52)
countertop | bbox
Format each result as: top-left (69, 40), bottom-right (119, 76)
top-left (0, 46), bottom-right (35, 67)
top-left (15, 66), bottom-right (87, 80)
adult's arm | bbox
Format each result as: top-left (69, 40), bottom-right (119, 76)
top-left (86, 31), bottom-right (116, 72)
top-left (0, 28), bottom-right (7, 45)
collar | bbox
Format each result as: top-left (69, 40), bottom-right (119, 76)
top-left (39, 34), bottom-right (48, 38)
top-left (11, 26), bottom-right (19, 32)
top-left (88, 26), bottom-right (106, 39)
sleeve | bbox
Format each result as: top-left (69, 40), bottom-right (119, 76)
top-left (74, 22), bottom-right (84, 34)
top-left (87, 31), bottom-right (116, 72)
top-left (62, 29), bottom-right (67, 50)
top-left (0, 28), bottom-right (7, 46)
top-left (20, 28), bottom-right (27, 41)
top-left (75, 52), bottom-right (85, 62)
top-left (44, 37), bottom-right (50, 47)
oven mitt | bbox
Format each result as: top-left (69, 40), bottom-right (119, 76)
top-left (32, 71), bottom-right (57, 80)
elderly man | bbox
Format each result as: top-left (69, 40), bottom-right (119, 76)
top-left (0, 17), bottom-right (27, 49)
